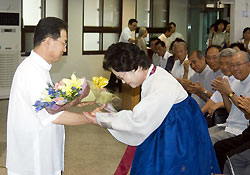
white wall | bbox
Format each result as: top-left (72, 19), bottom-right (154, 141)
top-left (169, 0), bottom-right (188, 41)
top-left (230, 0), bottom-right (250, 42)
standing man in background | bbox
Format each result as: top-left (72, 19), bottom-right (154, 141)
top-left (168, 22), bottom-right (184, 44)
top-left (119, 18), bottom-right (138, 44)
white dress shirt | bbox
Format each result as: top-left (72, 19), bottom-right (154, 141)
top-left (119, 27), bottom-right (133, 43)
top-left (96, 65), bottom-right (188, 146)
top-left (159, 51), bottom-right (173, 69)
top-left (225, 73), bottom-right (250, 135)
top-left (190, 65), bottom-right (215, 107)
top-left (171, 57), bottom-right (195, 79)
top-left (210, 75), bottom-right (238, 103)
top-left (6, 50), bottom-right (65, 175)
top-left (152, 53), bottom-right (161, 66)
top-left (168, 32), bottom-right (184, 44)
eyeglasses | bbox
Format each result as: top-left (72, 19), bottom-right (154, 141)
top-left (230, 61), bottom-right (249, 68)
top-left (56, 39), bottom-right (67, 48)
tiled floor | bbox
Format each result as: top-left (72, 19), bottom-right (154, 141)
top-left (0, 97), bottom-right (127, 175)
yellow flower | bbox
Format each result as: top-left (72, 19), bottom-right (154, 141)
top-left (93, 76), bottom-right (109, 88)
top-left (41, 90), bottom-right (53, 102)
top-left (62, 73), bottom-right (84, 90)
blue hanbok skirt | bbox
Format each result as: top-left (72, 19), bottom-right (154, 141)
top-left (131, 96), bottom-right (220, 175)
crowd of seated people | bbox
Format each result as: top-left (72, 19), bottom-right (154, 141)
top-left (146, 21), bottom-right (250, 175)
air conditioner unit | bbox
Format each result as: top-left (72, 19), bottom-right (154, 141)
top-left (0, 0), bottom-right (21, 99)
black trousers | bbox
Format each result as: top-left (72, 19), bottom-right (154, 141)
top-left (214, 133), bottom-right (250, 172)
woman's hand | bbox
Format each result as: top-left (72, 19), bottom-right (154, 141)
top-left (83, 104), bottom-right (105, 125)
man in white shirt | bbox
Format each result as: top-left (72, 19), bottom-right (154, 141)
top-left (209, 51), bottom-right (250, 145)
top-left (187, 50), bottom-right (215, 108)
top-left (6, 17), bottom-right (90, 175)
top-left (202, 48), bottom-right (237, 115)
top-left (205, 45), bottom-right (223, 78)
top-left (168, 22), bottom-right (184, 44)
top-left (155, 40), bottom-right (173, 69)
top-left (119, 18), bottom-right (138, 44)
top-left (171, 41), bottom-right (195, 88)
top-left (158, 25), bottom-right (172, 51)
top-left (149, 37), bottom-right (161, 66)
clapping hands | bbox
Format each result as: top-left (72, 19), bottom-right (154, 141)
top-left (211, 76), bottom-right (231, 95)
top-left (238, 96), bottom-right (250, 119)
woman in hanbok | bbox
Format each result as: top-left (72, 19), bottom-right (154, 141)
top-left (84, 42), bottom-right (220, 174)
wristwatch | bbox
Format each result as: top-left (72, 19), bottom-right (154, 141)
top-left (203, 89), bottom-right (208, 96)
top-left (228, 91), bottom-right (235, 98)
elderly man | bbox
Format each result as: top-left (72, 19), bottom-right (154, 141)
top-left (171, 41), bottom-right (195, 88)
top-left (202, 48), bottom-right (237, 115)
top-left (209, 51), bottom-right (250, 145)
top-left (187, 50), bottom-right (215, 108)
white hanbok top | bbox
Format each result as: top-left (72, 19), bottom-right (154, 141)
top-left (225, 73), bottom-right (250, 135)
top-left (171, 57), bottom-right (195, 79)
top-left (96, 65), bottom-right (188, 146)
top-left (190, 65), bottom-right (215, 107)
top-left (210, 76), bottom-right (238, 103)
top-left (119, 27), bottom-right (133, 43)
top-left (6, 50), bottom-right (65, 175)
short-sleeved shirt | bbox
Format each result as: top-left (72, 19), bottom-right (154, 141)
top-left (209, 32), bottom-right (229, 47)
top-left (190, 65), bottom-right (215, 107)
top-left (6, 50), bottom-right (65, 175)
top-left (171, 57), bottom-right (195, 79)
top-left (119, 27), bottom-right (133, 43)
top-left (225, 73), bottom-right (250, 135)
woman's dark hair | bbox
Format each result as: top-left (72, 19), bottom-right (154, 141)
top-left (242, 27), bottom-right (250, 38)
top-left (103, 42), bottom-right (151, 72)
top-left (214, 19), bottom-right (226, 32)
top-left (34, 17), bottom-right (68, 47)
top-left (229, 42), bottom-right (247, 52)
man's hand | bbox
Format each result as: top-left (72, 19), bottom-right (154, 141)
top-left (211, 76), bottom-right (232, 95)
top-left (207, 103), bottom-right (223, 116)
top-left (238, 96), bottom-right (250, 119)
top-left (187, 82), bottom-right (203, 94)
top-left (178, 78), bottom-right (192, 90)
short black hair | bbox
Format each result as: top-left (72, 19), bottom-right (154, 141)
top-left (128, 19), bottom-right (138, 25)
top-left (205, 45), bottom-right (222, 55)
top-left (229, 42), bottom-right (247, 52)
top-left (149, 36), bottom-right (161, 46)
top-left (169, 22), bottom-right (176, 27)
top-left (103, 43), bottom-right (151, 72)
top-left (155, 40), bottom-right (165, 47)
top-left (243, 27), bottom-right (250, 38)
top-left (34, 17), bottom-right (68, 47)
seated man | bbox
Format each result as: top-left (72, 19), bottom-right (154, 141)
top-left (187, 50), bottom-right (215, 108)
top-left (202, 48), bottom-right (237, 116)
top-left (149, 37), bottom-right (161, 66)
top-left (154, 40), bottom-right (173, 70)
top-left (209, 51), bottom-right (250, 145)
top-left (214, 96), bottom-right (250, 174)
top-left (171, 40), bottom-right (195, 88)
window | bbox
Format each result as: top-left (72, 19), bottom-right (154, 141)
top-left (21, 0), bottom-right (68, 56)
top-left (136, 0), bottom-right (169, 39)
top-left (82, 0), bottom-right (122, 55)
